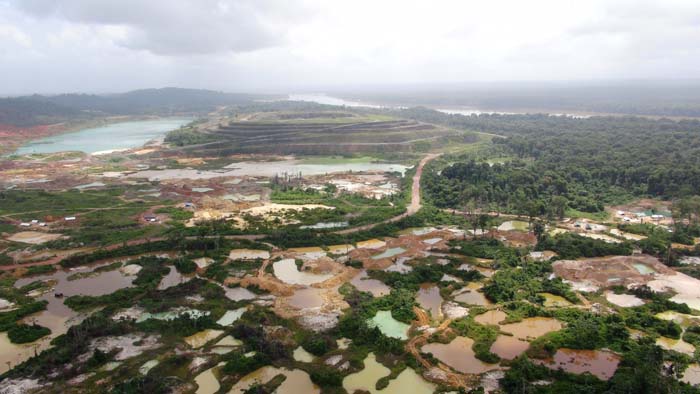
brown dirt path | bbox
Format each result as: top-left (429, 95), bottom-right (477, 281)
top-left (334, 153), bottom-right (441, 235)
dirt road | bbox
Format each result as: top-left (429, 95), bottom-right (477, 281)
top-left (334, 153), bottom-right (441, 234)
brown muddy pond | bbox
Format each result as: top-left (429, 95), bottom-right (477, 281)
top-left (416, 284), bottom-right (443, 320)
top-left (490, 335), bottom-right (530, 360)
top-left (682, 363), bottom-right (700, 386)
top-left (350, 270), bottom-right (391, 297)
top-left (474, 310), bottom-right (507, 326)
top-left (3, 263), bottom-right (135, 372)
top-left (229, 366), bottom-right (319, 394)
top-left (536, 348), bottom-right (620, 380)
top-left (288, 288), bottom-right (325, 309)
top-left (453, 283), bottom-right (491, 306)
top-left (272, 259), bottom-right (333, 286)
top-left (421, 336), bottom-right (500, 374)
top-left (500, 317), bottom-right (562, 340)
top-left (158, 266), bottom-right (193, 290)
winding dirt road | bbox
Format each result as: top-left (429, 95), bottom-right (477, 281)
top-left (334, 153), bottom-right (441, 234)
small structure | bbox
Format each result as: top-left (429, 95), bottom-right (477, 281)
top-left (64, 216), bottom-right (76, 221)
top-left (19, 222), bottom-right (31, 227)
top-left (144, 215), bottom-right (157, 222)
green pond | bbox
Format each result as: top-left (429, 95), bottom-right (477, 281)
top-left (372, 247), bottom-right (406, 260)
top-left (367, 311), bottom-right (409, 340)
top-left (633, 263), bottom-right (656, 275)
top-left (14, 118), bottom-right (192, 155)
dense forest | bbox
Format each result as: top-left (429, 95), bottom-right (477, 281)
top-left (0, 88), bottom-right (263, 126)
top-left (412, 108), bottom-right (700, 213)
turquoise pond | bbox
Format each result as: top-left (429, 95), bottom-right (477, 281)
top-left (366, 311), bottom-right (410, 340)
top-left (14, 118), bottom-right (192, 155)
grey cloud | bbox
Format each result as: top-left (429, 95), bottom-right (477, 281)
top-left (13, 0), bottom-right (293, 55)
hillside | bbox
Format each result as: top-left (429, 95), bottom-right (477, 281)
top-left (0, 88), bottom-right (262, 127)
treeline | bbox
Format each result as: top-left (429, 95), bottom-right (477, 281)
top-left (413, 107), bottom-right (700, 212)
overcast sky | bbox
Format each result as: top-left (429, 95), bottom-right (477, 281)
top-left (1, 0), bottom-right (699, 95)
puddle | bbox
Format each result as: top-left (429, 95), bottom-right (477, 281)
top-left (327, 244), bottom-right (355, 254)
top-left (648, 272), bottom-right (700, 310)
top-left (632, 263), bottom-right (656, 275)
top-left (195, 363), bottom-right (224, 394)
top-left (222, 193), bottom-right (261, 202)
top-left (343, 353), bottom-right (389, 393)
top-left (228, 249), bottom-right (270, 260)
top-left (535, 348), bottom-right (620, 380)
top-left (300, 221), bottom-right (348, 229)
top-left (229, 366), bottom-right (319, 394)
top-left (474, 310), bottom-right (507, 325)
top-left (288, 288), bottom-right (325, 309)
top-left (215, 336), bottom-right (243, 347)
top-left (223, 286), bottom-right (257, 301)
top-left (539, 293), bottom-right (572, 308)
top-left (682, 363), bottom-right (700, 385)
top-left (136, 308), bottom-right (209, 323)
top-left (367, 311), bottom-right (410, 340)
top-left (289, 247), bottom-right (327, 261)
top-left (216, 308), bottom-right (247, 326)
top-left (605, 291), bottom-right (644, 307)
top-left (350, 271), bottom-right (391, 297)
top-left (655, 311), bottom-right (700, 328)
top-left (656, 336), bottom-right (696, 355)
top-left (423, 238), bottom-right (443, 245)
top-left (74, 181), bottom-right (106, 190)
top-left (453, 284), bottom-right (491, 306)
top-left (498, 221), bottom-right (529, 231)
top-left (272, 259), bottom-right (333, 286)
top-left (139, 359), bottom-right (159, 375)
top-left (416, 284), bottom-right (443, 320)
top-left (5, 231), bottom-right (64, 245)
top-left (422, 336), bottom-right (500, 374)
top-left (384, 257), bottom-right (412, 274)
top-left (372, 247), bottom-right (406, 260)
top-left (378, 367), bottom-right (436, 393)
top-left (500, 318), bottom-right (563, 340)
top-left (490, 335), bottom-right (530, 360)
top-left (357, 239), bottom-right (387, 249)
top-left (157, 266), bottom-right (193, 290)
top-left (185, 329), bottom-right (224, 348)
top-left (342, 351), bottom-right (437, 394)
top-left (293, 346), bottom-right (316, 363)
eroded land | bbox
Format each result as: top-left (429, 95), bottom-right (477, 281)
top-left (1, 101), bottom-right (700, 393)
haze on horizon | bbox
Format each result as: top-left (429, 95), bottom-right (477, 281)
top-left (1, 0), bottom-right (700, 95)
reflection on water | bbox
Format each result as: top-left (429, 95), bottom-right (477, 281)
top-left (416, 284), bottom-right (443, 320)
